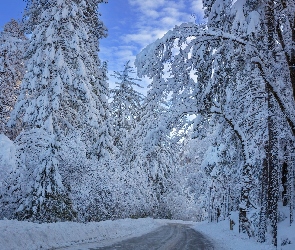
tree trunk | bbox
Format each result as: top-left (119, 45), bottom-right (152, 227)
top-left (266, 69), bottom-right (279, 248)
top-left (258, 157), bottom-right (268, 242)
top-left (289, 150), bottom-right (294, 225)
top-left (289, 17), bottom-right (295, 102)
top-left (265, 1), bottom-right (279, 246)
top-left (267, 126), bottom-right (278, 247)
top-left (239, 164), bottom-right (253, 237)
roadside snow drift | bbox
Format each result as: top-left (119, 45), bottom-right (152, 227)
top-left (0, 218), bottom-right (160, 250)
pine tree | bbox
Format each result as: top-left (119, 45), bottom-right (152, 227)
top-left (14, 121), bottom-right (76, 222)
top-left (0, 19), bottom-right (27, 139)
top-left (110, 61), bottom-right (144, 150)
top-left (7, 0), bottom-right (113, 222)
top-left (90, 61), bottom-right (116, 162)
top-left (129, 87), bottom-right (180, 217)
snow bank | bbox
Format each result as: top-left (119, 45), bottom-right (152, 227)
top-left (193, 209), bottom-right (295, 250)
top-left (0, 218), bottom-right (161, 250)
top-left (277, 206), bottom-right (295, 250)
top-left (157, 217), bottom-right (275, 249)
top-left (194, 217), bottom-right (274, 250)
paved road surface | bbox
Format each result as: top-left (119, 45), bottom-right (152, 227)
top-left (91, 223), bottom-right (215, 250)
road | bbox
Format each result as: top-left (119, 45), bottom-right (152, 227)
top-left (92, 223), bottom-right (215, 250)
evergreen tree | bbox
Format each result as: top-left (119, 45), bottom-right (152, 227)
top-left (128, 87), bottom-right (180, 217)
top-left (0, 19), bottom-right (27, 139)
top-left (110, 61), bottom-right (143, 150)
top-left (7, 0), bottom-right (113, 222)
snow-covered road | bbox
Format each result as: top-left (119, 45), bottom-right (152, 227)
top-left (98, 223), bottom-right (214, 250)
top-left (59, 223), bottom-right (215, 250)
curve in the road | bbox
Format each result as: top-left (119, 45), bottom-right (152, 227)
top-left (93, 223), bottom-right (215, 250)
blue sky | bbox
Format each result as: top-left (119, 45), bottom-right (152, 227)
top-left (0, 0), bottom-right (204, 89)
top-left (0, 1), bottom-right (26, 29)
top-left (99, 0), bottom-right (204, 76)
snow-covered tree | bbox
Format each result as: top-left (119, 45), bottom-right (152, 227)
top-left (0, 134), bottom-right (17, 219)
top-left (6, 0), bottom-right (113, 222)
top-left (0, 19), bottom-right (27, 139)
top-left (110, 61), bottom-right (143, 150)
top-left (135, 0), bottom-right (295, 245)
top-left (125, 86), bottom-right (182, 217)
top-left (90, 61), bottom-right (116, 160)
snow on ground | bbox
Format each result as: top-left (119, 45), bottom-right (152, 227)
top-left (1, 212), bottom-right (295, 250)
top-left (194, 215), bottom-right (274, 250)
top-left (277, 206), bottom-right (295, 250)
top-left (194, 208), bottom-right (295, 250)
top-left (0, 218), bottom-right (161, 250)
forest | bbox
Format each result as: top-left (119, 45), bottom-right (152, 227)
top-left (0, 0), bottom-right (295, 247)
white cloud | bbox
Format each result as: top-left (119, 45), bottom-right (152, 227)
top-left (128, 0), bottom-right (166, 14)
top-left (117, 0), bottom-right (195, 93)
top-left (123, 28), bottom-right (168, 48)
top-left (99, 45), bottom-right (136, 70)
top-left (191, 0), bottom-right (204, 14)
top-left (123, 0), bottom-right (192, 50)
top-left (101, 0), bottom-right (205, 92)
